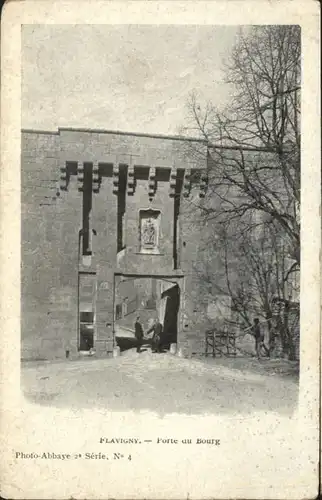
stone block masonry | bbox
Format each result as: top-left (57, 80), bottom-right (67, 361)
top-left (21, 127), bottom-right (222, 360)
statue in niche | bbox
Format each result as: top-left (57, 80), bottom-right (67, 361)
top-left (142, 217), bottom-right (157, 248)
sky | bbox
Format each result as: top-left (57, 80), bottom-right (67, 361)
top-left (22, 25), bottom-right (239, 135)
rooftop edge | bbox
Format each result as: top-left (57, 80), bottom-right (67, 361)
top-left (21, 127), bottom-right (207, 143)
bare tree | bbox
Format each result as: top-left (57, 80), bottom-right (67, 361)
top-left (179, 26), bottom-right (301, 360)
top-left (194, 215), bottom-right (299, 359)
top-left (183, 25), bottom-right (300, 267)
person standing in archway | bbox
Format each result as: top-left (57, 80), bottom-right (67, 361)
top-left (147, 318), bottom-right (163, 353)
top-left (134, 316), bottom-right (144, 353)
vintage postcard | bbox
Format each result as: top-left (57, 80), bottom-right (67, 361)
top-left (0, 1), bottom-right (320, 499)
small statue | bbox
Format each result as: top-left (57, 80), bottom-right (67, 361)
top-left (142, 218), bottom-right (156, 247)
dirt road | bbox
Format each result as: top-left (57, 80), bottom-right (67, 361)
top-left (21, 350), bottom-right (298, 415)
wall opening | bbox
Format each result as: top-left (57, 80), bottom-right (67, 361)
top-left (117, 166), bottom-right (127, 253)
top-left (79, 311), bottom-right (94, 351)
top-left (173, 171), bottom-right (183, 269)
top-left (78, 272), bottom-right (96, 352)
top-left (113, 275), bottom-right (181, 353)
top-left (82, 163), bottom-right (93, 256)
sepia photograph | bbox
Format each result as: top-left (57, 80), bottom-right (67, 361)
top-left (21, 24), bottom-right (301, 415)
top-left (0, 2), bottom-right (320, 498)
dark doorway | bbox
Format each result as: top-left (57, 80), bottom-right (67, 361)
top-left (162, 284), bottom-right (180, 349)
top-left (79, 312), bottom-right (94, 351)
top-left (112, 274), bottom-right (182, 353)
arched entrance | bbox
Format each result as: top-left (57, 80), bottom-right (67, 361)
top-left (113, 273), bottom-right (183, 352)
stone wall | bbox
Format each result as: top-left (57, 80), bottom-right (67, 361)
top-left (22, 131), bottom-right (79, 359)
top-left (21, 128), bottom-right (208, 360)
top-left (22, 127), bottom-right (299, 361)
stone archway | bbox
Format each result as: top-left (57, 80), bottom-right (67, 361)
top-left (113, 273), bottom-right (183, 352)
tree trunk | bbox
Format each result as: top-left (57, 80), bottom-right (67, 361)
top-left (266, 313), bottom-right (274, 354)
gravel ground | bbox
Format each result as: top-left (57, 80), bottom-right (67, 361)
top-left (21, 350), bottom-right (298, 416)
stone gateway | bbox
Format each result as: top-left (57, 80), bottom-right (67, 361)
top-left (21, 127), bottom-right (215, 360)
